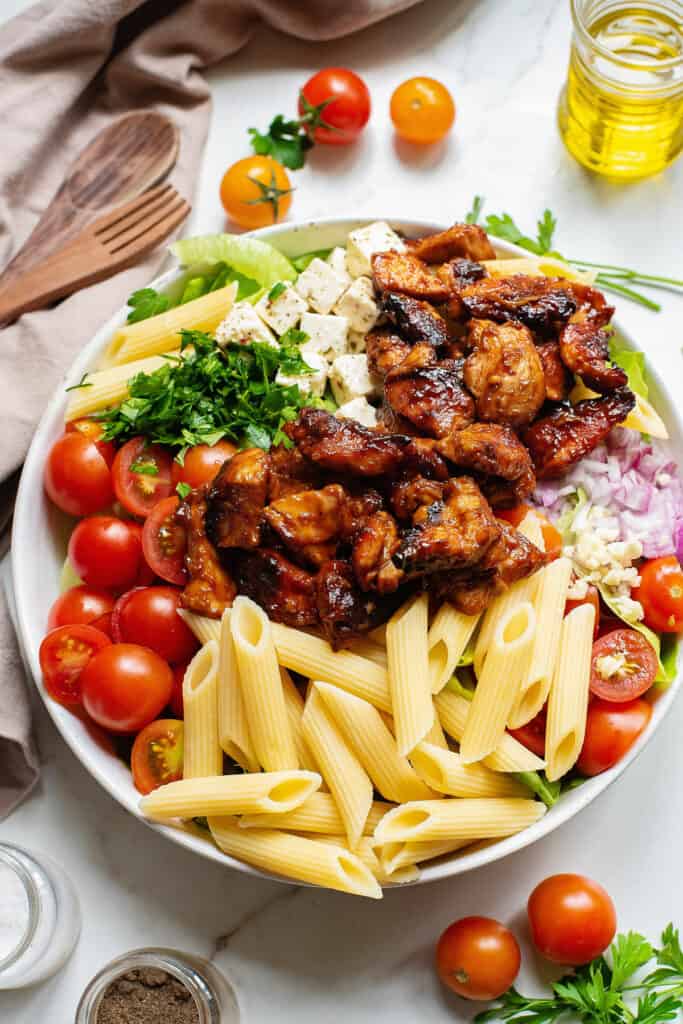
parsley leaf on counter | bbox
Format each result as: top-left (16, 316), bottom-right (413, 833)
top-left (249, 114), bottom-right (313, 171)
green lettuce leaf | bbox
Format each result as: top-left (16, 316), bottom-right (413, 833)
top-left (172, 234), bottom-right (296, 287)
top-left (609, 344), bottom-right (649, 399)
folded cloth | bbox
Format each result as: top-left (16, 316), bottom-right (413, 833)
top-left (0, 0), bottom-right (421, 818)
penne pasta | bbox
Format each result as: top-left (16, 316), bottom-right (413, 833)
top-left (374, 798), bottom-right (546, 844)
top-left (344, 637), bottom-right (388, 667)
top-left (239, 792), bottom-right (391, 835)
top-left (217, 609), bottom-right (259, 772)
top-left (410, 742), bottom-right (529, 798)
top-left (386, 594), bottom-right (433, 756)
top-left (545, 604), bottom-right (595, 782)
top-left (183, 641), bottom-right (222, 779)
top-left (140, 771), bottom-right (321, 820)
top-left (516, 511), bottom-right (546, 551)
top-left (312, 835), bottom-right (419, 885)
top-left (434, 690), bottom-right (546, 772)
top-left (178, 609), bottom-right (221, 646)
top-left (473, 575), bottom-right (539, 677)
top-left (423, 713), bottom-right (449, 751)
top-left (427, 603), bottom-right (481, 694)
top-left (64, 351), bottom-right (173, 420)
top-left (377, 837), bottom-right (473, 875)
top-left (481, 256), bottom-right (596, 284)
top-left (280, 668), bottom-right (320, 776)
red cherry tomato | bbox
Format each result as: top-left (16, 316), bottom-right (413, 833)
top-left (47, 585), bottom-right (115, 636)
top-left (634, 556), bottom-right (683, 633)
top-left (112, 437), bottom-right (174, 519)
top-left (496, 505), bottom-right (562, 560)
top-left (44, 432), bottom-right (114, 517)
top-left (435, 916), bottom-right (521, 1001)
top-left (171, 441), bottom-right (237, 491)
top-left (68, 516), bottom-right (145, 591)
top-left (111, 586), bottom-right (198, 664)
top-left (39, 624), bottom-right (111, 706)
top-left (577, 697), bottom-right (652, 776)
top-left (65, 419), bottom-right (116, 465)
top-left (565, 584), bottom-right (600, 638)
top-left (142, 497), bottom-right (187, 585)
top-left (299, 68), bottom-right (371, 145)
top-left (527, 874), bottom-right (617, 965)
top-left (131, 719), bottom-right (184, 795)
top-left (509, 705), bottom-right (547, 759)
top-left (589, 629), bottom-right (657, 702)
top-left (169, 662), bottom-right (188, 719)
top-left (80, 643), bottom-right (173, 734)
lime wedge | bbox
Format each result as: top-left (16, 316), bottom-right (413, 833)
top-left (171, 234), bottom-right (296, 286)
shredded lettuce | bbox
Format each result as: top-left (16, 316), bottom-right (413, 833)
top-left (172, 234), bottom-right (296, 286)
top-left (609, 344), bottom-right (649, 399)
top-left (515, 771), bottom-right (562, 808)
top-left (445, 672), bottom-right (475, 699)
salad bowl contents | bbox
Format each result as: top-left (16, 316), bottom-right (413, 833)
top-left (12, 217), bottom-right (682, 896)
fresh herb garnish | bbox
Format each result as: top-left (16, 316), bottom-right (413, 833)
top-left (65, 373), bottom-right (93, 392)
top-left (268, 282), bottom-right (287, 302)
top-left (124, 262), bottom-right (260, 326)
top-left (129, 458), bottom-right (159, 476)
top-left (126, 288), bottom-right (171, 324)
top-left (248, 93), bottom-right (337, 170)
top-left (176, 482), bottom-right (192, 499)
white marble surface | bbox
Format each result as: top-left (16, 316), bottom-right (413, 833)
top-left (2, 0), bottom-right (683, 1021)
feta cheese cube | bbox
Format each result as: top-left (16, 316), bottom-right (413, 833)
top-left (610, 595), bottom-right (644, 623)
top-left (335, 396), bottom-right (378, 428)
top-left (276, 351), bottom-right (328, 398)
top-left (300, 312), bottom-right (349, 362)
top-left (345, 221), bottom-right (405, 277)
top-left (329, 353), bottom-right (380, 406)
top-left (255, 283), bottom-right (307, 336)
top-left (327, 247), bottom-right (352, 288)
top-left (333, 276), bottom-right (380, 334)
top-left (347, 330), bottom-right (367, 354)
top-left (215, 301), bottom-right (277, 348)
top-left (294, 258), bottom-right (347, 314)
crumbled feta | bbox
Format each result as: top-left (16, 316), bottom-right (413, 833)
top-left (255, 283), bottom-right (307, 336)
top-left (347, 330), bottom-right (367, 354)
top-left (327, 247), bottom-right (352, 288)
top-left (329, 353), bottom-right (381, 406)
top-left (611, 595), bottom-right (644, 623)
top-left (294, 258), bottom-right (347, 314)
top-left (275, 351), bottom-right (327, 398)
top-left (300, 312), bottom-right (349, 361)
top-left (215, 301), bottom-right (277, 348)
top-left (595, 653), bottom-right (627, 680)
top-left (345, 222), bottom-right (405, 277)
top-left (566, 504), bottom-right (645, 620)
top-left (333, 276), bottom-right (380, 334)
top-left (335, 396), bottom-right (378, 428)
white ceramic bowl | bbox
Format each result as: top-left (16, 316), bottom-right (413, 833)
top-left (11, 218), bottom-right (682, 887)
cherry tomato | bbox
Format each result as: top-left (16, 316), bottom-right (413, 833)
top-left (169, 662), bottom-right (188, 719)
top-left (68, 516), bottom-right (145, 591)
top-left (565, 584), bottom-right (600, 638)
top-left (509, 705), bottom-right (547, 758)
top-left (171, 441), bottom-right (236, 491)
top-left (81, 643), bottom-right (173, 734)
top-left (390, 76), bottom-right (455, 145)
top-left (111, 586), bottom-right (198, 664)
top-left (299, 68), bottom-right (371, 145)
top-left (634, 556), bottom-right (683, 633)
top-left (39, 624), bottom-right (111, 706)
top-left (577, 697), bottom-right (652, 776)
top-left (435, 916), bottom-right (520, 1001)
top-left (496, 505), bottom-right (563, 560)
top-left (65, 419), bottom-right (116, 465)
top-left (527, 874), bottom-right (617, 965)
top-left (219, 156), bottom-right (292, 229)
top-left (142, 497), bottom-right (187, 585)
top-left (47, 585), bottom-right (115, 636)
top-left (44, 432), bottom-right (114, 517)
top-left (590, 629), bottom-right (657, 702)
top-left (131, 719), bottom-right (184, 795)
top-left (111, 437), bottom-right (174, 519)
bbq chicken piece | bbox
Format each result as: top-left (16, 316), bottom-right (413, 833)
top-left (463, 319), bottom-right (546, 429)
top-left (178, 489), bottom-right (236, 618)
top-left (338, 487), bottom-right (385, 542)
top-left (286, 408), bottom-right (411, 477)
top-left (352, 510), bottom-right (404, 594)
top-left (382, 292), bottom-right (450, 348)
top-left (437, 257), bottom-right (487, 320)
top-left (567, 282), bottom-right (615, 327)
top-left (523, 388), bottom-right (636, 479)
top-left (205, 447), bottom-right (269, 550)
top-left (406, 223), bottom-right (496, 264)
top-left (559, 321), bottom-right (628, 394)
top-left (267, 444), bottom-right (321, 501)
top-left (461, 274), bottom-right (577, 335)
top-left (372, 251), bottom-right (451, 302)
top-left (390, 475), bottom-right (444, 520)
top-left (232, 548), bottom-right (318, 627)
top-left (436, 422), bottom-right (536, 509)
top-left (384, 343), bottom-right (475, 438)
top-left (263, 484), bottom-right (347, 568)
top-left (536, 340), bottom-right (572, 402)
top-left (366, 329), bottom-right (412, 378)
top-left (401, 437), bottom-right (451, 480)
top-left (316, 559), bottom-right (397, 649)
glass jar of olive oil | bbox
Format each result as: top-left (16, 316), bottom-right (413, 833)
top-left (558, 0), bottom-right (683, 179)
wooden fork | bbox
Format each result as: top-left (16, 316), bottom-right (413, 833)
top-left (0, 184), bottom-right (190, 325)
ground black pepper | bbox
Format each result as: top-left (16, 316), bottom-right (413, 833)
top-left (96, 967), bottom-right (200, 1024)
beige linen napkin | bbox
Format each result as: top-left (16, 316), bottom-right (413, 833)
top-left (0, 0), bottom-right (421, 818)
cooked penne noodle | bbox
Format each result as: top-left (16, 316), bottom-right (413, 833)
top-left (423, 713), bottom-right (449, 750)
top-left (208, 818), bottom-right (382, 899)
top-left (239, 792), bottom-right (391, 835)
top-left (344, 637), bottom-right (388, 667)
top-left (311, 835), bottom-right (419, 885)
top-left (64, 351), bottom-right (173, 420)
top-left (473, 575), bottom-right (539, 677)
top-left (386, 594), bottom-right (433, 756)
top-left (546, 604), bottom-right (595, 782)
top-left (434, 690), bottom-right (545, 772)
top-left (315, 682), bottom-right (434, 803)
top-left (377, 837), bottom-right (473, 875)
top-left (410, 742), bottom-right (529, 798)
top-left (460, 600), bottom-right (536, 764)
top-left (183, 641), bottom-right (222, 779)
top-left (217, 609), bottom-right (258, 772)
top-left (178, 609), bottom-right (222, 646)
top-left (516, 511), bottom-right (546, 551)
top-left (230, 597), bottom-right (298, 771)
top-left (301, 685), bottom-right (373, 848)
top-left (481, 256), bottom-right (596, 284)
top-left (427, 604), bottom-right (480, 694)
top-left (280, 668), bottom-right (320, 776)
top-left (140, 771), bottom-right (321, 819)
top-left (374, 798), bottom-right (546, 844)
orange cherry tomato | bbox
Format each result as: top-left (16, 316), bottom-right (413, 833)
top-left (219, 156), bottom-right (292, 229)
top-left (435, 916), bottom-right (520, 1001)
top-left (81, 643), bottom-right (173, 734)
top-left (390, 77), bottom-right (455, 144)
top-left (171, 441), bottom-right (236, 491)
top-left (44, 432), bottom-right (114, 517)
top-left (496, 505), bottom-right (563, 559)
top-left (527, 874), bottom-right (616, 965)
top-left (299, 68), bottom-right (371, 145)
top-left (39, 624), bottom-right (111, 706)
top-left (565, 583), bottom-right (600, 638)
top-left (131, 719), bottom-right (184, 795)
top-left (577, 697), bottom-right (652, 776)
top-left (590, 629), bottom-right (657, 702)
top-left (112, 437), bottom-right (175, 519)
top-left (633, 556), bottom-right (683, 633)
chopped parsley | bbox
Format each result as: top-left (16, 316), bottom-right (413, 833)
top-left (175, 482), bottom-right (192, 499)
top-left (125, 262), bottom-right (260, 325)
top-left (267, 281), bottom-right (288, 302)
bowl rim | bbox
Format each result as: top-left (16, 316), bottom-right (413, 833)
top-left (11, 215), bottom-right (682, 889)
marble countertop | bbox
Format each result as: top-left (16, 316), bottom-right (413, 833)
top-left (2, 1), bottom-right (683, 1021)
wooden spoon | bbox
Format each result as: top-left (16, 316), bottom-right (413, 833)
top-left (0, 111), bottom-right (179, 285)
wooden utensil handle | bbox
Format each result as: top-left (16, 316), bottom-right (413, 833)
top-left (0, 245), bottom-right (106, 324)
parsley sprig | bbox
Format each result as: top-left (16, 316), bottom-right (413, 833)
top-left (248, 93), bottom-right (338, 170)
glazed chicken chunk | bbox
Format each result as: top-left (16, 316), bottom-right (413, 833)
top-left (205, 447), bottom-right (269, 549)
top-left (352, 510), bottom-right (404, 593)
top-left (232, 548), bottom-right (318, 628)
top-left (462, 274), bottom-right (577, 335)
top-left (463, 319), bottom-right (546, 429)
top-left (406, 223), bottom-right (496, 264)
top-left (372, 251), bottom-right (451, 302)
top-left (559, 321), bottom-right (628, 394)
top-left (263, 484), bottom-right (348, 567)
top-left (382, 292), bottom-right (450, 348)
top-left (178, 488), bottom-right (236, 618)
top-left (536, 340), bottom-right (572, 402)
top-left (316, 559), bottom-right (397, 649)
top-left (366, 329), bottom-right (412, 379)
top-left (286, 408), bottom-right (411, 477)
top-left (384, 343), bottom-right (475, 438)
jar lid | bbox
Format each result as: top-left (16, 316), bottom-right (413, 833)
top-left (0, 846), bottom-right (39, 974)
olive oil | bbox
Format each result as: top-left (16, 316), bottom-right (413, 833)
top-left (558, 3), bottom-right (683, 179)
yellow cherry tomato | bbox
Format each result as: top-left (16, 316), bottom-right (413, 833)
top-left (390, 77), bottom-right (455, 144)
top-left (219, 156), bottom-right (293, 229)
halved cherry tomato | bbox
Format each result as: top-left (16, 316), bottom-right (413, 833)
top-left (169, 662), bottom-right (188, 719)
top-left (634, 556), bottom-right (683, 633)
top-left (142, 497), bottom-right (187, 585)
top-left (496, 505), bottom-right (562, 560)
top-left (39, 624), bottom-right (111, 705)
top-left (47, 585), bottom-right (115, 636)
top-left (299, 68), bottom-right (371, 145)
top-left (590, 629), bottom-right (657, 702)
top-left (44, 432), bottom-right (114, 517)
top-left (390, 76), bottom-right (455, 145)
top-left (565, 584), bottom-right (600, 638)
top-left (68, 516), bottom-right (145, 591)
top-left (220, 156), bottom-right (292, 229)
top-left (81, 643), bottom-right (173, 734)
top-left (577, 697), bottom-right (652, 776)
top-left (111, 586), bottom-right (198, 664)
top-left (131, 719), bottom-right (184, 795)
top-left (112, 437), bottom-right (174, 519)
top-left (65, 419), bottom-right (115, 465)
top-left (435, 916), bottom-right (520, 1000)
top-left (509, 705), bottom-right (547, 758)
top-left (527, 874), bottom-right (616, 965)
top-left (171, 441), bottom-right (236, 492)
